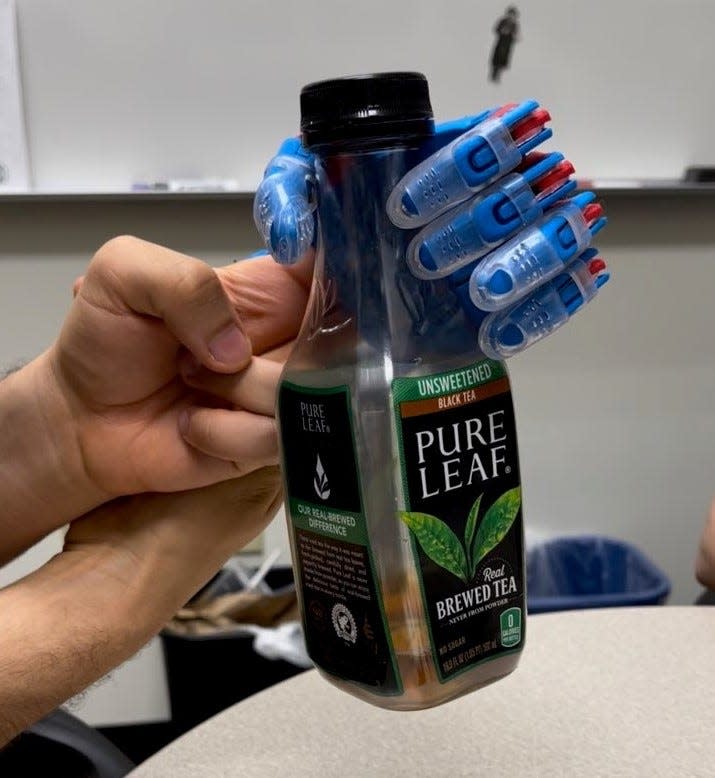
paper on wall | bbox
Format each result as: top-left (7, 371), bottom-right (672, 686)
top-left (0, 0), bottom-right (30, 191)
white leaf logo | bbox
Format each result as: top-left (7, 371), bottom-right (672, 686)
top-left (313, 454), bottom-right (330, 500)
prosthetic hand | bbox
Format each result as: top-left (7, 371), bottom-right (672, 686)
top-left (253, 102), bottom-right (608, 359)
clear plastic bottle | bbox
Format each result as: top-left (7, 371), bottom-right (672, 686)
top-left (277, 73), bottom-right (525, 710)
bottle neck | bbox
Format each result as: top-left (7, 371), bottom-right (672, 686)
top-left (309, 144), bottom-right (482, 366)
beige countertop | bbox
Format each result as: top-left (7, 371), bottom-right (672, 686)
top-left (131, 607), bottom-right (715, 777)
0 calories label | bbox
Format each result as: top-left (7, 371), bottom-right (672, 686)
top-left (392, 360), bottom-right (525, 682)
top-left (279, 382), bottom-right (400, 692)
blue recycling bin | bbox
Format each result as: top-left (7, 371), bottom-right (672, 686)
top-left (527, 535), bottom-right (670, 614)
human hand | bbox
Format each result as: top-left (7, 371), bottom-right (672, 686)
top-left (253, 102), bottom-right (609, 359)
top-left (52, 237), bottom-right (311, 501)
top-left (55, 255), bottom-right (310, 630)
top-left (0, 238), bottom-right (311, 563)
top-left (0, 232), bottom-right (317, 740)
top-left (49, 238), bottom-right (294, 498)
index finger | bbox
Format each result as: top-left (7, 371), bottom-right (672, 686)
top-left (217, 253), bottom-right (313, 356)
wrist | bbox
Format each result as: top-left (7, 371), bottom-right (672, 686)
top-left (57, 542), bottom-right (174, 641)
top-left (63, 470), bottom-right (283, 624)
top-left (0, 548), bottom-right (160, 744)
top-left (0, 351), bottom-right (108, 562)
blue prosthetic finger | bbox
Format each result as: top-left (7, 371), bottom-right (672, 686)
top-left (478, 252), bottom-right (610, 359)
top-left (387, 100), bottom-right (552, 229)
top-left (468, 192), bottom-right (607, 311)
top-left (406, 152), bottom-right (576, 280)
top-left (253, 140), bottom-right (317, 265)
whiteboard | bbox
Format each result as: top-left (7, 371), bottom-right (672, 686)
top-left (0, 0), bottom-right (30, 189)
top-left (14, 0), bottom-right (715, 190)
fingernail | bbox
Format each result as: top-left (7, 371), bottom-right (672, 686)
top-left (178, 409), bottom-right (191, 437)
top-left (208, 323), bottom-right (251, 366)
top-left (178, 351), bottom-right (200, 379)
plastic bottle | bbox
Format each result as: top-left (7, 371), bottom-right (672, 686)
top-left (277, 73), bottom-right (525, 710)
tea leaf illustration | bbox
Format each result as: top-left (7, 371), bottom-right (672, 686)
top-left (470, 486), bottom-right (521, 576)
top-left (399, 511), bottom-right (468, 583)
top-left (464, 494), bottom-right (483, 572)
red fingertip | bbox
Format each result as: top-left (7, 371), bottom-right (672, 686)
top-left (511, 108), bottom-right (551, 143)
top-left (588, 258), bottom-right (607, 275)
top-left (534, 160), bottom-right (576, 194)
top-left (583, 203), bottom-right (604, 224)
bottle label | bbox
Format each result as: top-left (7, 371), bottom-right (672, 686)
top-left (278, 382), bottom-right (400, 692)
top-left (392, 360), bottom-right (524, 682)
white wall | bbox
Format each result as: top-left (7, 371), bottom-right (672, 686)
top-left (13, 0), bottom-right (715, 188)
top-left (1, 194), bottom-right (713, 724)
top-left (509, 194), bottom-right (715, 608)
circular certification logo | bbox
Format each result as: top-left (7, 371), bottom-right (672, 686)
top-left (331, 603), bottom-right (357, 644)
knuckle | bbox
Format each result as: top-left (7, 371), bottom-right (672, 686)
top-left (174, 261), bottom-right (223, 306)
top-left (91, 235), bottom-right (141, 270)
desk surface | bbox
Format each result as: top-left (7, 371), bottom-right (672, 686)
top-left (131, 607), bottom-right (715, 777)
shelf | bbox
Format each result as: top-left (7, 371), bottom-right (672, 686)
top-left (579, 179), bottom-right (715, 196)
top-left (2, 181), bottom-right (715, 203)
top-left (0, 189), bottom-right (255, 203)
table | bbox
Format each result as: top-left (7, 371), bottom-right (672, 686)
top-left (130, 607), bottom-right (715, 777)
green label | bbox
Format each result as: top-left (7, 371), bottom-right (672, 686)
top-left (392, 359), bottom-right (506, 404)
top-left (279, 382), bottom-right (401, 694)
top-left (500, 607), bottom-right (522, 648)
top-left (393, 359), bottom-right (525, 682)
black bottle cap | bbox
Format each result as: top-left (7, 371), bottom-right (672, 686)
top-left (300, 72), bottom-right (434, 149)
